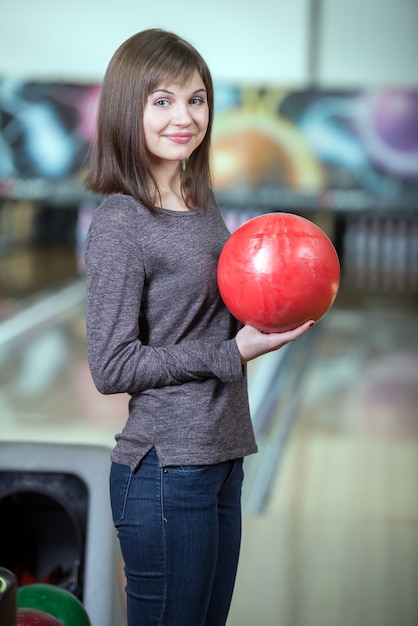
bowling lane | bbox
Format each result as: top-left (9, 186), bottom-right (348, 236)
top-left (0, 279), bottom-right (129, 448)
top-left (228, 300), bottom-right (418, 626)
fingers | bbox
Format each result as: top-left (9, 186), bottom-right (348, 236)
top-left (236, 320), bottom-right (315, 363)
top-left (269, 319), bottom-right (315, 343)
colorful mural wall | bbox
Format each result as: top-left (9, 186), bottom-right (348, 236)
top-left (0, 80), bottom-right (417, 210)
top-left (213, 86), bottom-right (418, 208)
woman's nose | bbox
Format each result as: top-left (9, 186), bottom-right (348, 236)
top-left (172, 103), bottom-right (192, 124)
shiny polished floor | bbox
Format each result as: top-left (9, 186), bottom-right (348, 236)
top-left (0, 247), bottom-right (417, 626)
top-left (229, 303), bottom-right (418, 626)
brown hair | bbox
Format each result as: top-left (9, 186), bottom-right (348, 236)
top-left (84, 29), bottom-right (214, 213)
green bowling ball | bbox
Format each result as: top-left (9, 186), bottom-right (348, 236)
top-left (17, 584), bottom-right (91, 626)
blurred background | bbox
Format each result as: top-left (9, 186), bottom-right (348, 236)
top-left (0, 1), bottom-right (417, 625)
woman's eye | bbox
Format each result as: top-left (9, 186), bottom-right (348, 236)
top-left (191, 97), bottom-right (204, 105)
top-left (155, 99), bottom-right (169, 107)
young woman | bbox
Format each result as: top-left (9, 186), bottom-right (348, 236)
top-left (84, 28), bottom-right (313, 626)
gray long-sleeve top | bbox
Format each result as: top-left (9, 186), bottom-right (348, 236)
top-left (85, 193), bottom-right (257, 469)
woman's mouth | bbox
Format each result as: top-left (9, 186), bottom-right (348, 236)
top-left (164, 133), bottom-right (193, 144)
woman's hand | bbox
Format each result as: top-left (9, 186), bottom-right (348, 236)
top-left (236, 320), bottom-right (315, 363)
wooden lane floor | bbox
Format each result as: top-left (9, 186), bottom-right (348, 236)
top-left (228, 304), bottom-right (418, 626)
top-left (0, 289), bottom-right (130, 448)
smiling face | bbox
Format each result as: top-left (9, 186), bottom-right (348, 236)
top-left (143, 70), bottom-right (209, 166)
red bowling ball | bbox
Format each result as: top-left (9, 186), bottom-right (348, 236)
top-left (17, 608), bottom-right (62, 626)
top-left (217, 212), bottom-right (340, 333)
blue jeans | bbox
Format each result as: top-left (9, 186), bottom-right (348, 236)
top-left (110, 448), bottom-right (244, 626)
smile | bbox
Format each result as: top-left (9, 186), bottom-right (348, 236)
top-left (164, 133), bottom-right (194, 144)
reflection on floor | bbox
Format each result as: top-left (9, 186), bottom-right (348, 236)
top-left (228, 306), bottom-right (418, 626)
top-left (0, 292), bottom-right (129, 450)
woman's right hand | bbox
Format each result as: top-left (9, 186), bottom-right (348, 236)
top-left (235, 320), bottom-right (314, 364)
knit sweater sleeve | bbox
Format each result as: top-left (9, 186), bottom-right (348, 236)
top-left (85, 198), bottom-right (244, 396)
